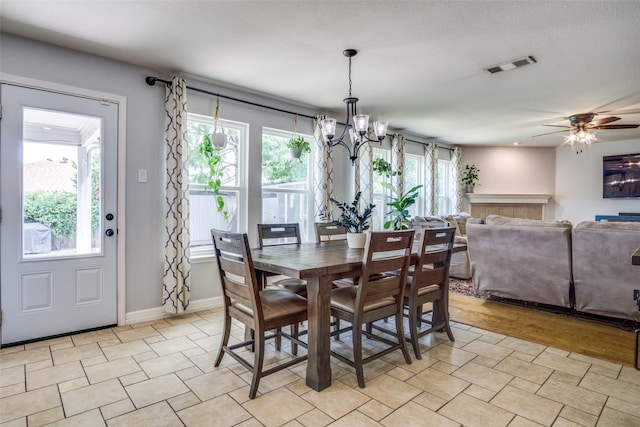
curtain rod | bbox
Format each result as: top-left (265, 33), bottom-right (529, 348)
top-left (146, 76), bottom-right (447, 149)
top-left (145, 76), bottom-right (317, 120)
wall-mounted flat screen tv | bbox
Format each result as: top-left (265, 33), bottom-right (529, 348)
top-left (603, 153), bottom-right (640, 198)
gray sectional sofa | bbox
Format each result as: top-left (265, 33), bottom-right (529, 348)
top-left (466, 215), bottom-right (640, 321)
top-left (572, 221), bottom-right (640, 321)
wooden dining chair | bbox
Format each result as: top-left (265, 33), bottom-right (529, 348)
top-left (314, 222), bottom-right (347, 242)
top-left (256, 223), bottom-right (307, 296)
top-left (330, 230), bottom-right (415, 388)
top-left (211, 229), bottom-right (308, 399)
top-left (403, 227), bottom-right (456, 359)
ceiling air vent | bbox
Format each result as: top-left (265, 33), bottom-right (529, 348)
top-left (486, 56), bottom-right (537, 74)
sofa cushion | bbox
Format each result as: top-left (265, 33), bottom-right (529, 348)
top-left (445, 215), bottom-right (462, 236)
top-left (485, 215), bottom-right (572, 229)
top-left (574, 220), bottom-right (640, 231)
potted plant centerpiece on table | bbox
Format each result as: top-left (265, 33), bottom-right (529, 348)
top-left (322, 191), bottom-right (375, 248)
top-left (286, 135), bottom-right (311, 159)
top-left (462, 164), bottom-right (480, 193)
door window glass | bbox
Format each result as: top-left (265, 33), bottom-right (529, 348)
top-left (22, 108), bottom-right (102, 258)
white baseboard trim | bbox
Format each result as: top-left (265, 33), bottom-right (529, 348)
top-left (125, 296), bottom-right (224, 325)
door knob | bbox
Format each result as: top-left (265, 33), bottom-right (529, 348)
top-left (105, 229), bottom-right (114, 237)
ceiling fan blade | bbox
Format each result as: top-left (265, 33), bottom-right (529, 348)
top-left (590, 116), bottom-right (621, 126)
top-left (592, 124), bottom-right (640, 130)
top-left (600, 109), bottom-right (640, 115)
top-left (532, 129), bottom-right (569, 137)
top-left (590, 91), bottom-right (640, 113)
top-left (542, 124), bottom-right (570, 128)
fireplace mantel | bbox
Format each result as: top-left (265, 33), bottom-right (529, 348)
top-left (466, 194), bottom-right (553, 220)
top-left (466, 194), bottom-right (552, 204)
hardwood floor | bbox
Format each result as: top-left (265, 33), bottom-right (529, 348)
top-left (448, 293), bottom-right (637, 367)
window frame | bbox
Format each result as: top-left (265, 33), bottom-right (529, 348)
top-left (261, 127), bottom-right (315, 241)
top-left (186, 112), bottom-right (248, 256)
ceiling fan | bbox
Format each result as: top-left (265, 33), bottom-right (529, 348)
top-left (533, 112), bottom-right (640, 140)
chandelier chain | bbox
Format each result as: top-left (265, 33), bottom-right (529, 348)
top-left (348, 56), bottom-right (352, 97)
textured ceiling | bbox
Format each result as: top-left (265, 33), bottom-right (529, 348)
top-left (2, 0), bottom-right (640, 147)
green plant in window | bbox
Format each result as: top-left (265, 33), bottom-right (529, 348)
top-left (373, 157), bottom-right (422, 230)
top-left (381, 183), bottom-right (422, 230)
top-left (372, 157), bottom-right (401, 179)
top-left (286, 135), bottom-right (311, 159)
top-left (199, 134), bottom-right (229, 220)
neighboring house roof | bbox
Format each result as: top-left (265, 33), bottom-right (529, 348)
top-left (23, 159), bottom-right (76, 193)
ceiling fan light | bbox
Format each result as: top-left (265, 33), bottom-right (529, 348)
top-left (564, 133), bottom-right (578, 145)
top-left (353, 114), bottom-right (369, 136)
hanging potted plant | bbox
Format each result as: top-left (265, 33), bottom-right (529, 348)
top-left (209, 98), bottom-right (228, 149)
top-left (321, 191), bottom-right (375, 248)
top-left (286, 135), bottom-right (311, 159)
top-left (199, 133), bottom-right (229, 221)
top-left (462, 164), bottom-right (480, 193)
top-left (286, 116), bottom-right (310, 159)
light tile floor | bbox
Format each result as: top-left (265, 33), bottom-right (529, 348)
top-left (1, 308), bottom-right (640, 426)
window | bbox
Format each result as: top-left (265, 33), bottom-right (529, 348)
top-left (261, 128), bottom-right (314, 241)
top-left (372, 148), bottom-right (425, 229)
top-left (186, 113), bottom-right (246, 247)
top-left (371, 147), bottom-right (389, 230)
top-left (404, 153), bottom-right (424, 218)
top-left (437, 159), bottom-right (454, 215)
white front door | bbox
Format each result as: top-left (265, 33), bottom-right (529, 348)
top-left (1, 84), bottom-right (118, 345)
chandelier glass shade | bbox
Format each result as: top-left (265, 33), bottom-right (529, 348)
top-left (321, 49), bottom-right (388, 163)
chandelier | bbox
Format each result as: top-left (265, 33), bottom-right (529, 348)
top-left (320, 49), bottom-right (388, 164)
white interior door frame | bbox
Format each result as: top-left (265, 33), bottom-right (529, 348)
top-left (0, 73), bottom-right (127, 326)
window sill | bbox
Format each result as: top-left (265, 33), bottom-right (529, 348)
top-left (191, 246), bottom-right (215, 263)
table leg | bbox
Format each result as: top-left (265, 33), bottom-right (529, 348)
top-left (305, 276), bottom-right (332, 391)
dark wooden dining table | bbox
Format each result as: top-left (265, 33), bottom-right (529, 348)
top-left (251, 239), bottom-right (467, 392)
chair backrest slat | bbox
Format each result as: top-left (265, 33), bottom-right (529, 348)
top-left (410, 227), bottom-right (456, 296)
top-left (257, 223), bottom-right (302, 248)
top-left (315, 222), bottom-right (347, 242)
top-left (357, 230), bottom-right (415, 308)
top-left (211, 229), bottom-right (263, 324)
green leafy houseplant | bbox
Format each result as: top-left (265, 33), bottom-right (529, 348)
top-left (322, 191), bottom-right (375, 233)
top-left (373, 157), bottom-right (422, 230)
top-left (381, 182), bottom-right (423, 230)
top-left (286, 135), bottom-right (311, 159)
top-left (199, 134), bottom-right (229, 220)
top-left (462, 164), bottom-right (480, 187)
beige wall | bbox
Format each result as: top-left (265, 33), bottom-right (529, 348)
top-left (460, 146), bottom-right (556, 213)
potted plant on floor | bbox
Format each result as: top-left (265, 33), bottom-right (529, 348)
top-left (462, 164), bottom-right (480, 193)
top-left (373, 157), bottom-right (422, 230)
top-left (322, 191), bottom-right (375, 248)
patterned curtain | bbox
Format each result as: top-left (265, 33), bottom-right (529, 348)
top-left (391, 134), bottom-right (405, 196)
top-left (162, 77), bottom-right (191, 314)
top-left (355, 142), bottom-right (373, 207)
top-left (424, 141), bottom-right (439, 215)
top-left (451, 146), bottom-right (464, 213)
top-left (313, 114), bottom-right (334, 220)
